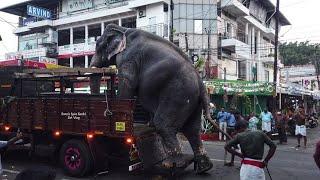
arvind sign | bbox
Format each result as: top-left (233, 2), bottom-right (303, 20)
top-left (27, 5), bottom-right (52, 19)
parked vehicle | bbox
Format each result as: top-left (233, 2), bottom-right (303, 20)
top-left (0, 67), bottom-right (176, 177)
top-left (306, 114), bottom-right (319, 128)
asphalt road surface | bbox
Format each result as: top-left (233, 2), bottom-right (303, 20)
top-left (2, 127), bottom-right (320, 180)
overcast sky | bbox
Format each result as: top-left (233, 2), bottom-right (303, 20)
top-left (0, 0), bottom-right (319, 59)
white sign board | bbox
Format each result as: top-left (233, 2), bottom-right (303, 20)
top-left (68, 0), bottom-right (93, 12)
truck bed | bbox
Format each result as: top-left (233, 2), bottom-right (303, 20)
top-left (1, 95), bottom-right (137, 138)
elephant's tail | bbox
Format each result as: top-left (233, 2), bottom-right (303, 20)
top-left (199, 81), bottom-right (232, 140)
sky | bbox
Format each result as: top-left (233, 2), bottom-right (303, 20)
top-left (0, 0), bottom-right (319, 59)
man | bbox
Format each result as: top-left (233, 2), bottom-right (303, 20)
top-left (0, 131), bottom-right (23, 175)
top-left (275, 111), bottom-right (287, 145)
top-left (248, 112), bottom-right (259, 131)
top-left (209, 102), bottom-right (216, 119)
top-left (295, 110), bottom-right (307, 148)
top-left (260, 109), bottom-right (273, 136)
top-left (225, 120), bottom-right (277, 180)
top-left (314, 140), bottom-right (320, 169)
top-left (217, 108), bottom-right (228, 141)
top-left (227, 111), bottom-right (236, 135)
top-left (224, 111), bottom-right (237, 166)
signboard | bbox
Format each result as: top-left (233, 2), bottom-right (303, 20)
top-left (104, 0), bottom-right (128, 9)
top-left (39, 57), bottom-right (57, 65)
top-left (105, 0), bottom-right (127, 4)
top-left (68, 0), bottom-right (93, 12)
top-left (5, 48), bottom-right (47, 60)
top-left (58, 43), bottom-right (95, 58)
top-left (205, 80), bottom-right (274, 96)
top-left (23, 17), bottom-right (37, 26)
top-left (27, 5), bottom-right (52, 19)
top-left (115, 122), bottom-right (126, 131)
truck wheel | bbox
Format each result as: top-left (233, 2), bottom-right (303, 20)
top-left (59, 139), bottom-right (93, 177)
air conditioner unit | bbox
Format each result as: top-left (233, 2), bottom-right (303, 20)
top-left (138, 7), bottom-right (146, 18)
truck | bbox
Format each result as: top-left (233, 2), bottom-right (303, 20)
top-left (0, 66), bottom-right (184, 177)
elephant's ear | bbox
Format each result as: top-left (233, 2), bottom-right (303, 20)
top-left (105, 29), bottom-right (127, 60)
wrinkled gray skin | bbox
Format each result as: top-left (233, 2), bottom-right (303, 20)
top-left (90, 24), bottom-right (220, 173)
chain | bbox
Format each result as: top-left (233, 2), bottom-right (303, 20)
top-left (103, 70), bottom-right (112, 117)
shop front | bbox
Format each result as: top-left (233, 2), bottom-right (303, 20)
top-left (204, 80), bottom-right (274, 116)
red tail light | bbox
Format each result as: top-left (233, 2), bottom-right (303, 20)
top-left (87, 133), bottom-right (94, 139)
top-left (125, 137), bottom-right (133, 144)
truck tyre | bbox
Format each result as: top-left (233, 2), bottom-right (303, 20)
top-left (59, 139), bottom-right (93, 177)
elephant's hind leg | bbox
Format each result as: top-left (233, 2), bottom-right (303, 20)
top-left (152, 105), bottom-right (188, 169)
top-left (182, 105), bottom-right (213, 174)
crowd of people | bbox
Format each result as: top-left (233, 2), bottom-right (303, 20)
top-left (210, 105), bottom-right (315, 180)
top-left (213, 106), bottom-right (309, 148)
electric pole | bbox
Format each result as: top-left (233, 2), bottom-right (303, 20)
top-left (206, 28), bottom-right (211, 79)
top-left (273, 0), bottom-right (280, 113)
top-left (170, 0), bottom-right (174, 42)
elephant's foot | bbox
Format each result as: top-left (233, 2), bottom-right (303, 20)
top-left (194, 154), bottom-right (213, 174)
top-left (161, 153), bottom-right (194, 169)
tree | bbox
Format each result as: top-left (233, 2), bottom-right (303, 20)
top-left (279, 41), bottom-right (320, 66)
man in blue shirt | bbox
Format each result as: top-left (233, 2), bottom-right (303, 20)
top-left (225, 111), bottom-right (237, 166)
top-left (217, 108), bottom-right (228, 141)
top-left (260, 109), bottom-right (273, 136)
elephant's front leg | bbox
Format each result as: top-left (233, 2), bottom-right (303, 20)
top-left (117, 61), bottom-right (138, 99)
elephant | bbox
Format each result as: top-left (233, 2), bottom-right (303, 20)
top-left (90, 24), bottom-right (231, 174)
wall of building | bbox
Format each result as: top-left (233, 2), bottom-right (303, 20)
top-left (219, 58), bottom-right (238, 80)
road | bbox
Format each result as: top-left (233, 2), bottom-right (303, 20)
top-left (1, 127), bottom-right (320, 180)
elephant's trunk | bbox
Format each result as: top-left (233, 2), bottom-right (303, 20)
top-left (89, 54), bottom-right (102, 94)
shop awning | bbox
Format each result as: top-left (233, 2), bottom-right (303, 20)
top-left (204, 80), bottom-right (274, 96)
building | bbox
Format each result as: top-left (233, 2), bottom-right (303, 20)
top-left (281, 64), bottom-right (319, 91)
top-left (0, 0), bottom-right (290, 83)
top-left (219, 0), bottom-right (290, 82)
top-left (1, 0), bottom-right (172, 68)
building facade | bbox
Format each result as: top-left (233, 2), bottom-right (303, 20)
top-left (0, 0), bottom-right (290, 83)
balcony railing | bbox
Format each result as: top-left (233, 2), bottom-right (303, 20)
top-left (221, 0), bottom-right (250, 16)
top-left (138, 23), bottom-right (169, 38)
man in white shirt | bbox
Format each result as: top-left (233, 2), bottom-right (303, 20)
top-left (260, 109), bottom-right (273, 136)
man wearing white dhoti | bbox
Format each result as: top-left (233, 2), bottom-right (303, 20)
top-left (225, 120), bottom-right (277, 180)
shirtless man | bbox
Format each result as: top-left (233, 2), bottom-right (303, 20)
top-left (295, 110), bottom-right (307, 148)
top-left (225, 120), bottom-right (277, 180)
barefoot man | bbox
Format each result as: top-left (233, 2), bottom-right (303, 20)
top-left (225, 120), bottom-right (277, 180)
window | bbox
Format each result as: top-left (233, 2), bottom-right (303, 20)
top-left (58, 29), bottom-right (70, 46)
top-left (73, 56), bottom-right (85, 68)
top-left (19, 39), bottom-right (38, 51)
top-left (265, 70), bottom-right (270, 82)
top-left (194, 20), bottom-right (203, 34)
top-left (187, 20), bottom-right (193, 33)
top-left (238, 61), bottom-right (246, 79)
top-left (88, 24), bottom-right (101, 43)
top-left (186, 4), bottom-right (193, 18)
top-left (254, 36), bottom-right (257, 54)
top-left (226, 22), bottom-right (232, 37)
top-left (121, 17), bottom-right (136, 28)
top-left (179, 4), bottom-right (187, 18)
top-left (149, 17), bottom-right (157, 34)
top-left (194, 5), bottom-right (202, 19)
top-left (105, 20), bottom-right (119, 28)
top-left (58, 58), bottom-right (70, 67)
top-left (73, 27), bottom-right (85, 44)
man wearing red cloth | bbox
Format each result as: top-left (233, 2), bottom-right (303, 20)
top-left (225, 120), bottom-right (277, 180)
